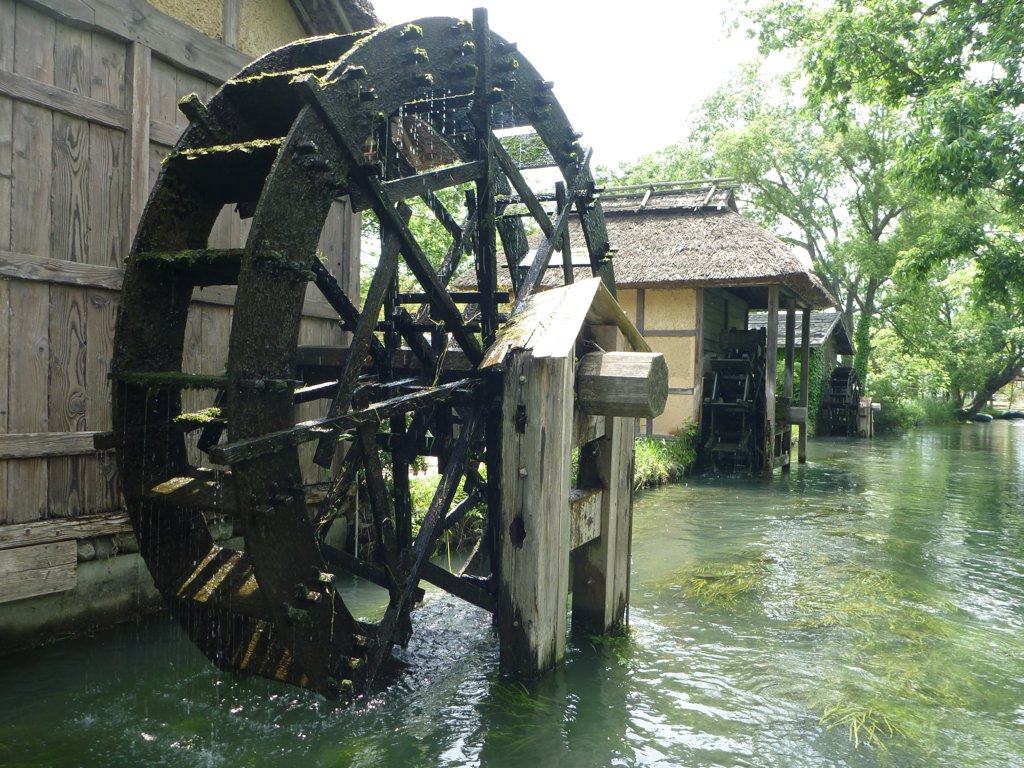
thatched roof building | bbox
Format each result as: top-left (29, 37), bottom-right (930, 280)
top-left (478, 183), bottom-right (837, 311)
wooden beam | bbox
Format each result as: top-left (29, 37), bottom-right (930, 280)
top-left (569, 488), bottom-right (601, 549)
top-left (0, 540), bottom-right (76, 604)
top-left (148, 118), bottom-right (183, 148)
top-left (0, 252), bottom-right (339, 319)
top-left (222, 0), bottom-right (241, 50)
top-left (135, 248), bottom-right (243, 286)
top-left (511, 152), bottom-right (592, 313)
top-left (381, 161), bottom-right (485, 202)
top-left (492, 134), bottom-right (553, 238)
top-left (572, 412), bottom-right (605, 448)
top-left (784, 306), bottom-right (796, 399)
top-left (0, 249), bottom-right (123, 290)
top-left (126, 41), bottom-right (150, 236)
top-left (24, 0), bottom-right (251, 82)
top-left (210, 378), bottom-right (481, 465)
top-left (783, 305), bottom-right (796, 474)
top-left (498, 349), bottom-right (573, 677)
top-left (576, 351), bottom-right (668, 418)
top-left (0, 513), bottom-right (134, 550)
top-left (419, 562), bottom-right (495, 613)
top-left (0, 69), bottom-right (128, 130)
top-left (312, 208), bottom-right (405, 467)
top-left (571, 326), bottom-right (635, 636)
top-left (0, 431), bottom-right (106, 460)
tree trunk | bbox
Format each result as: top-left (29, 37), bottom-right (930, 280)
top-left (963, 354), bottom-right (1024, 416)
top-left (853, 278), bottom-right (878, 385)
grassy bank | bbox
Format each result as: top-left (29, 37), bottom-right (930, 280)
top-left (633, 424), bottom-right (698, 490)
top-left (873, 397), bottom-right (966, 433)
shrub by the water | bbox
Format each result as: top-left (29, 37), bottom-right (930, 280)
top-left (873, 397), bottom-right (959, 434)
top-left (633, 423), bottom-right (698, 490)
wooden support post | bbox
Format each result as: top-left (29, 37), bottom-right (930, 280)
top-left (126, 42), bottom-right (151, 235)
top-left (799, 307), bottom-right (811, 464)
top-left (765, 286), bottom-right (778, 473)
top-left (498, 349), bottom-right (573, 677)
top-left (222, 0), bottom-right (241, 50)
top-left (472, 7), bottom-right (498, 348)
top-left (783, 304), bottom-right (796, 473)
top-left (571, 328), bottom-right (635, 636)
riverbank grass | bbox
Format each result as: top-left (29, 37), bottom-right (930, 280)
top-left (634, 423), bottom-right (698, 490)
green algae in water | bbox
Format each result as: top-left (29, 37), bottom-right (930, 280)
top-left (660, 539), bottom-right (1004, 752)
top-left (663, 550), bottom-right (775, 609)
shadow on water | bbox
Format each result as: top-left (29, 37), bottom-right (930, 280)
top-left (1, 424), bottom-right (1023, 766)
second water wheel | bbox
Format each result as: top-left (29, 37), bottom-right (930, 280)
top-left (111, 12), bottom-right (616, 698)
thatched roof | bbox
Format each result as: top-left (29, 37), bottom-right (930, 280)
top-left (747, 310), bottom-right (855, 355)
top-left (464, 183), bottom-right (837, 310)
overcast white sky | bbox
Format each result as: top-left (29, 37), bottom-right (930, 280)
top-left (368, 1), bottom-right (757, 168)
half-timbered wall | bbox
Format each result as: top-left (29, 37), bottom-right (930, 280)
top-left (621, 285), bottom-right (752, 437)
top-left (620, 286), bottom-right (701, 436)
top-left (0, 0), bottom-right (359, 528)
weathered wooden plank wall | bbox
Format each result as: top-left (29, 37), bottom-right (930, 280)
top-left (0, 0), bottom-right (358, 524)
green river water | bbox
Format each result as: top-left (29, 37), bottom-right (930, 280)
top-left (1, 424), bottom-right (1022, 767)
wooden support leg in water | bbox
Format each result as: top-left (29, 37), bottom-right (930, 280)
top-left (498, 348), bottom-right (574, 678)
top-left (783, 304), bottom-right (796, 472)
top-left (765, 286), bottom-right (779, 473)
top-left (571, 415), bottom-right (634, 634)
top-left (572, 328), bottom-right (636, 635)
top-left (798, 307), bottom-right (811, 464)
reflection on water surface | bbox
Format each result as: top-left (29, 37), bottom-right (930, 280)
top-left (1, 424), bottom-right (1022, 767)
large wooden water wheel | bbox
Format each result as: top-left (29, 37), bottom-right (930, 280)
top-left (824, 366), bottom-right (861, 436)
top-left (111, 12), bottom-right (616, 699)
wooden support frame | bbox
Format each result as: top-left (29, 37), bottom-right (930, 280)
top-left (782, 303), bottom-right (796, 473)
top-left (765, 285), bottom-right (779, 473)
top-left (571, 327), bottom-right (635, 635)
top-left (799, 307), bottom-right (811, 464)
top-left (498, 348), bottom-right (574, 677)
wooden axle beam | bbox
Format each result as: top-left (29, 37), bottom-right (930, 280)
top-left (576, 351), bottom-right (668, 418)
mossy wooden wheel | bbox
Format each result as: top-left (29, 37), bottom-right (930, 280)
top-left (111, 13), bottom-right (615, 698)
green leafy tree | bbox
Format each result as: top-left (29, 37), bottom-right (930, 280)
top-left (604, 69), bottom-right (916, 376)
top-left (863, 192), bottom-right (1024, 413)
top-left (751, 0), bottom-right (1024, 211)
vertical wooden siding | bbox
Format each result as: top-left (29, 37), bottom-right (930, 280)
top-left (0, 0), bottom-right (356, 523)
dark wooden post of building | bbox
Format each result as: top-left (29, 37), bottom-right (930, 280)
top-left (765, 286), bottom-right (779, 472)
top-left (798, 307), bottom-right (811, 463)
top-left (783, 303), bottom-right (796, 471)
